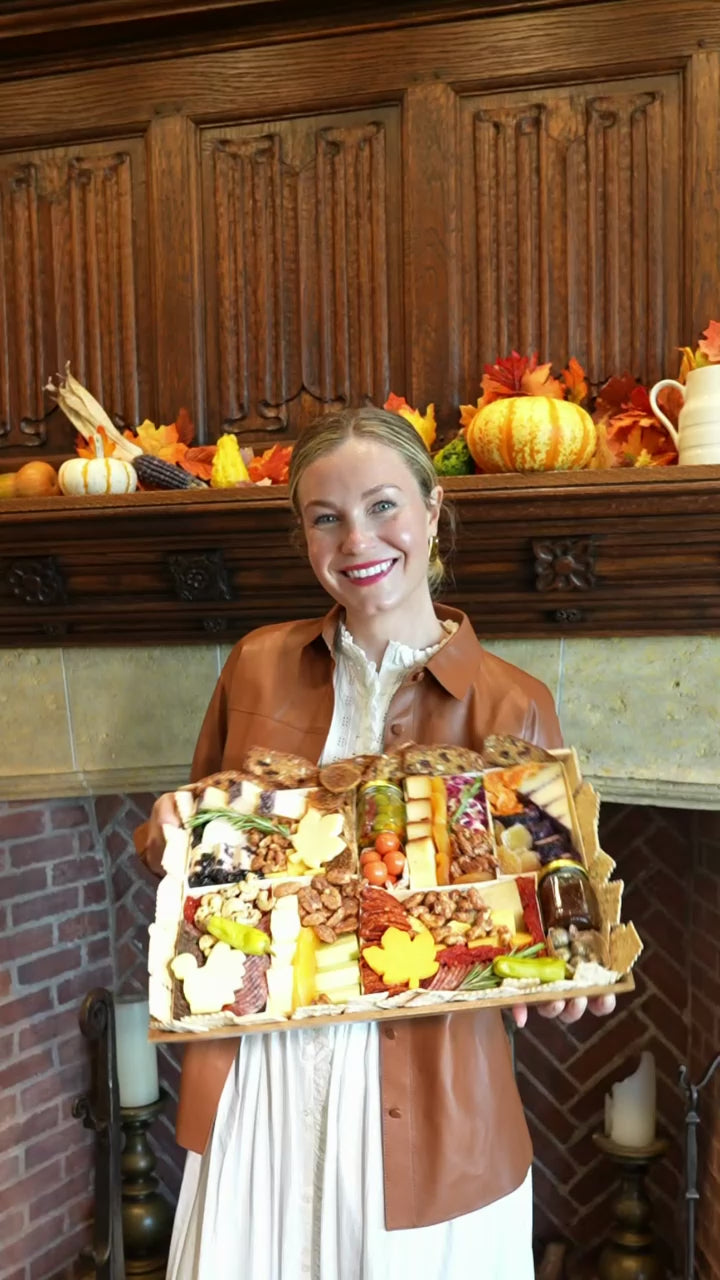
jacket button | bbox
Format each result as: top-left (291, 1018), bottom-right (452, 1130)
top-left (385, 1027), bottom-right (395, 1040)
top-left (390, 723), bottom-right (402, 736)
top-left (388, 1107), bottom-right (402, 1119)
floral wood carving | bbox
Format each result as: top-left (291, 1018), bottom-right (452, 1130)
top-left (7, 557), bottom-right (67, 605)
top-left (166, 551), bottom-right (232, 603)
top-left (533, 538), bottom-right (597, 592)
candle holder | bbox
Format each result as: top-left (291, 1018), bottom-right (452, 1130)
top-left (120, 1089), bottom-right (174, 1277)
top-left (593, 1132), bottom-right (668, 1280)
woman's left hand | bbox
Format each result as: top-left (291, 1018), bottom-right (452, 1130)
top-left (511, 995), bottom-right (616, 1029)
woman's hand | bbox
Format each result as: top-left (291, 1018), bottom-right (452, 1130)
top-left (140, 792), bottom-right (181, 877)
top-left (511, 994), bottom-right (616, 1029)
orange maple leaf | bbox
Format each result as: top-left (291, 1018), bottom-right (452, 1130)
top-left (521, 361), bottom-right (564, 398)
top-left (174, 407), bottom-right (196, 446)
top-left (248, 444), bottom-right (293, 485)
top-left (459, 399), bottom-right (484, 431)
top-left (125, 419), bottom-right (188, 464)
top-left (383, 393), bottom-right (437, 450)
top-left (560, 357), bottom-right (589, 405)
top-left (180, 445), bottom-right (217, 481)
top-left (604, 408), bottom-right (677, 467)
top-left (75, 427), bottom-right (117, 458)
top-left (698, 320), bottom-right (720, 363)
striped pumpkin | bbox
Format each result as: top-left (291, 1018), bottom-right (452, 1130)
top-left (466, 396), bottom-right (597, 473)
top-left (58, 454), bottom-right (138, 495)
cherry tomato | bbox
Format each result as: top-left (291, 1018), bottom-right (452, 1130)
top-left (183, 896), bottom-right (198, 926)
top-left (375, 832), bottom-right (401, 855)
top-left (360, 848), bottom-right (381, 866)
top-left (382, 850), bottom-right (406, 877)
top-left (364, 861), bottom-right (388, 886)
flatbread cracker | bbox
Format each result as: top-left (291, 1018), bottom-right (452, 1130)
top-left (482, 735), bottom-right (555, 767)
top-left (242, 747), bottom-right (318, 789)
top-left (597, 881), bottom-right (623, 928)
top-left (402, 743), bottom-right (485, 776)
top-left (609, 922), bottom-right (643, 975)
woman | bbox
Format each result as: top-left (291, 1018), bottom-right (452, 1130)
top-left (141, 407), bottom-right (613, 1279)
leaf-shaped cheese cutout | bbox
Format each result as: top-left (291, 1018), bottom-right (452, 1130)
top-left (170, 942), bottom-right (246, 1014)
top-left (290, 807), bottom-right (346, 870)
top-left (363, 926), bottom-right (439, 990)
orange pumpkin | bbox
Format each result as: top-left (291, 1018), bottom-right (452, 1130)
top-left (466, 396), bottom-right (597, 473)
top-left (0, 460), bottom-right (59, 498)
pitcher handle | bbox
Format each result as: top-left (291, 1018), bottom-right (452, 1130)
top-left (649, 379), bottom-right (682, 448)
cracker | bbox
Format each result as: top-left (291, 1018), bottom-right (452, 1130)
top-left (609, 921), bottom-right (643, 974)
top-left (482, 734), bottom-right (555, 767)
top-left (242, 748), bottom-right (318, 789)
top-left (597, 880), bottom-right (623, 928)
top-left (588, 849), bottom-right (616, 885)
top-left (402, 743), bottom-right (485, 776)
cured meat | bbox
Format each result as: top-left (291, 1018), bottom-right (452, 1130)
top-left (224, 953), bottom-right (270, 1017)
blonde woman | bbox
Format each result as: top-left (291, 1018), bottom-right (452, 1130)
top-left (141, 407), bottom-right (613, 1280)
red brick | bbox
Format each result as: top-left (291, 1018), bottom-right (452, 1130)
top-left (8, 832), bottom-right (75, 868)
top-left (0, 1205), bottom-right (25, 1242)
top-left (94, 794), bottom-right (124, 831)
top-left (693, 871), bottom-right (720, 910)
top-left (0, 968), bottom-right (11, 998)
top-left (86, 937), bottom-right (111, 964)
top-left (56, 1033), bottom-right (90, 1067)
top-left (77, 828), bottom-right (96, 852)
top-left (0, 986), bottom-right (53, 1025)
top-left (17, 947), bottom-right (83, 986)
top-left (106, 829), bottom-right (129, 859)
top-left (0, 867), bottom-right (49, 901)
top-left (11, 886), bottom-right (79, 927)
top-left (19, 1009), bottom-right (80, 1052)
top-left (0, 1152), bottom-right (21, 1189)
top-left (29, 1223), bottom-right (92, 1280)
top-left (82, 879), bottom-right (108, 907)
top-left (21, 1068), bottom-right (86, 1118)
top-left (50, 855), bottom-right (103, 887)
top-left (0, 923), bottom-right (54, 965)
top-left (50, 804), bottom-right (90, 830)
top-left (0, 810), bottom-right (46, 840)
top-left (64, 1139), bottom-right (93, 1179)
top-left (55, 964), bottom-right (113, 1008)
top-left (29, 1171), bottom-right (94, 1226)
top-left (0, 1048), bottom-right (54, 1091)
top-left (0, 1105), bottom-right (60, 1167)
top-left (56, 907), bottom-right (107, 944)
top-left (0, 1088), bottom-right (17, 1126)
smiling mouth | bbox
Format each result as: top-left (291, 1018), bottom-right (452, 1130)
top-left (342, 559), bottom-right (397, 583)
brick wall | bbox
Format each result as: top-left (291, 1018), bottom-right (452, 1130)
top-left (1, 796), bottom-right (717, 1278)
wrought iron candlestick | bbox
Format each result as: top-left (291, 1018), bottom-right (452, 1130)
top-left (593, 1131), bottom-right (668, 1280)
top-left (73, 989), bottom-right (126, 1280)
top-left (679, 1053), bottom-right (720, 1280)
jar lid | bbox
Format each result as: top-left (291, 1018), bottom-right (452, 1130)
top-left (537, 858), bottom-right (588, 883)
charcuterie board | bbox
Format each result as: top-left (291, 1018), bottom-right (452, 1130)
top-left (148, 738), bottom-right (642, 1040)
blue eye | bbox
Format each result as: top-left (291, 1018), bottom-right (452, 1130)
top-left (312, 513), bottom-right (338, 526)
top-left (371, 499), bottom-right (396, 514)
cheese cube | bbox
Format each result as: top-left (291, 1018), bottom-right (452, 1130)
top-left (314, 963), bottom-right (361, 995)
top-left (315, 936), bottom-right (359, 971)
top-left (405, 836), bottom-right (438, 887)
top-left (406, 820), bottom-right (432, 841)
top-left (406, 798), bottom-right (432, 824)
top-left (405, 776), bottom-right (432, 800)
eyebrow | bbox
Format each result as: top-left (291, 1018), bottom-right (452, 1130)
top-left (304, 483), bottom-right (402, 510)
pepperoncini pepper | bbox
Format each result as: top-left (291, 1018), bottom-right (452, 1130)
top-left (492, 955), bottom-right (567, 983)
top-left (207, 916), bottom-right (271, 955)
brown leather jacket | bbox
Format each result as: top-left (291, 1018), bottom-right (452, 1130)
top-left (173, 604), bottom-right (562, 1229)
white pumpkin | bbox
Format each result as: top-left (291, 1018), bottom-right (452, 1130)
top-left (59, 434), bottom-right (137, 495)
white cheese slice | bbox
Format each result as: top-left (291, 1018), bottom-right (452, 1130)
top-left (198, 818), bottom-right (245, 851)
top-left (228, 780), bottom-right (263, 814)
top-left (161, 825), bottom-right (190, 877)
top-left (314, 962), bottom-right (361, 994)
top-left (271, 789), bottom-right (309, 821)
top-left (266, 966), bottom-right (294, 1017)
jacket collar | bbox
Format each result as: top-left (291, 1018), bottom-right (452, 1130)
top-left (309, 602), bottom-right (482, 701)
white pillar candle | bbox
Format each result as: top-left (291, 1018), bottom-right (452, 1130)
top-left (114, 995), bottom-right (159, 1108)
top-left (604, 1051), bottom-right (656, 1148)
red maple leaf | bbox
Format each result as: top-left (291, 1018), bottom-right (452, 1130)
top-left (698, 320), bottom-right (720, 362)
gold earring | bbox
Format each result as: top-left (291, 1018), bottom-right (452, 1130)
top-left (429, 534), bottom-right (439, 562)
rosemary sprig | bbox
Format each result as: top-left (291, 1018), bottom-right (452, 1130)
top-left (459, 942), bottom-right (546, 992)
top-left (185, 809), bottom-right (291, 840)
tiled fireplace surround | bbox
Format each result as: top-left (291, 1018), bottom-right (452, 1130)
top-left (1, 636), bottom-right (719, 1280)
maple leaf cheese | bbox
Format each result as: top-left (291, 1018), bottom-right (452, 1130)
top-left (291, 808), bottom-right (346, 870)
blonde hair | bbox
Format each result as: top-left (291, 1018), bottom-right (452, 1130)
top-left (288, 406), bottom-right (451, 594)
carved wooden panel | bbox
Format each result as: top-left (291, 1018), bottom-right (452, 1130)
top-left (0, 138), bottom-right (152, 459)
top-left (459, 75), bottom-right (682, 394)
top-left (200, 107), bottom-right (403, 443)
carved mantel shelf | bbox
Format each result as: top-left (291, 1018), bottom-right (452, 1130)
top-left (2, 466), bottom-right (720, 646)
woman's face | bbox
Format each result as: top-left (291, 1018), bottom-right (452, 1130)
top-left (297, 436), bottom-right (442, 624)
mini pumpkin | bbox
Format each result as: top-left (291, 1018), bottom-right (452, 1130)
top-left (466, 396), bottom-right (597, 473)
top-left (0, 460), bottom-right (59, 499)
top-left (59, 435), bottom-right (137, 495)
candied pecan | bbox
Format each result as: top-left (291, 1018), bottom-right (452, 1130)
top-left (315, 924), bottom-right (337, 944)
top-left (302, 910), bottom-right (327, 928)
top-left (320, 887), bottom-right (342, 912)
top-left (274, 882), bottom-right (299, 898)
top-left (298, 888), bottom-right (323, 913)
top-left (326, 867), bottom-right (352, 885)
top-left (335, 919), bottom-right (358, 936)
top-left (326, 906), bottom-right (346, 929)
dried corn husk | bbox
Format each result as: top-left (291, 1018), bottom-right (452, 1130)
top-left (45, 363), bottom-right (142, 461)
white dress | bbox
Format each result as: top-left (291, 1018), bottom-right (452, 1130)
top-left (168, 624), bottom-right (534, 1280)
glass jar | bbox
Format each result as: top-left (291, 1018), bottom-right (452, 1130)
top-left (537, 859), bottom-right (600, 933)
top-left (357, 781), bottom-right (405, 844)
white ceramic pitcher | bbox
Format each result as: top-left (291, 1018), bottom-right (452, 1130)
top-left (649, 364), bottom-right (720, 465)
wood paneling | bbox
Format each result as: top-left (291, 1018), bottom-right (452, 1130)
top-left (459, 75), bottom-right (682, 392)
top-left (0, 138), bottom-right (152, 458)
top-left (201, 108), bottom-right (402, 441)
